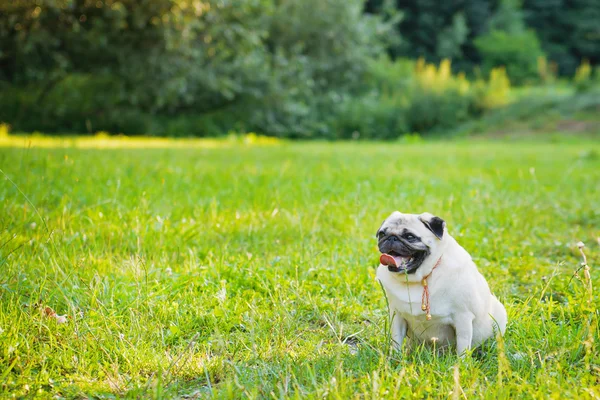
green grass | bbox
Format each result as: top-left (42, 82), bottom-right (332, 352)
top-left (1, 135), bottom-right (599, 399)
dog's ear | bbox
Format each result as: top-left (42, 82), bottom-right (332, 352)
top-left (418, 213), bottom-right (445, 240)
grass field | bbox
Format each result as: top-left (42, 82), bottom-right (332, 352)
top-left (0, 135), bottom-right (599, 399)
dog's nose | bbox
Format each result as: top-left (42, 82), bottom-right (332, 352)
top-left (389, 235), bottom-right (400, 242)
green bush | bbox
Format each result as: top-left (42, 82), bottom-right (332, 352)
top-left (473, 67), bottom-right (511, 110)
top-left (0, 75), bottom-right (244, 136)
top-left (1, 56), bottom-right (517, 139)
top-left (573, 59), bottom-right (594, 93)
top-left (329, 58), bottom-right (512, 138)
top-left (0, 0), bottom-right (390, 138)
top-left (328, 56), bottom-right (413, 139)
top-left (3, 0), bottom-right (587, 139)
top-left (407, 88), bottom-right (474, 133)
top-left (475, 30), bottom-right (545, 85)
top-left (405, 59), bottom-right (474, 132)
top-left (331, 92), bottom-right (409, 139)
top-left (449, 85), bottom-right (600, 137)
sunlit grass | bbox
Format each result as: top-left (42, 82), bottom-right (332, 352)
top-left (0, 136), bottom-right (598, 398)
top-left (0, 132), bottom-right (281, 149)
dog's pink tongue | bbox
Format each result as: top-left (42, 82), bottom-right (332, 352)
top-left (380, 253), bottom-right (400, 267)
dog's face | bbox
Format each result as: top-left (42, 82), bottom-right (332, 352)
top-left (376, 212), bottom-right (446, 274)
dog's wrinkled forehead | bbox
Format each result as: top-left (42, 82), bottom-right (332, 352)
top-left (378, 211), bottom-right (445, 241)
top-left (379, 212), bottom-right (420, 233)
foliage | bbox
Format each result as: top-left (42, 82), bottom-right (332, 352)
top-left (474, 67), bottom-right (512, 109)
top-left (332, 92), bottom-right (410, 140)
top-left (406, 59), bottom-right (473, 132)
top-left (522, 0), bottom-right (600, 75)
top-left (240, 0), bottom-right (389, 138)
top-left (331, 57), bottom-right (511, 138)
top-left (536, 56), bottom-right (558, 84)
top-left (0, 123), bottom-right (9, 137)
top-left (0, 137), bottom-right (599, 397)
top-left (366, 0), bottom-right (496, 72)
top-left (451, 86), bottom-right (600, 137)
top-left (574, 59), bottom-right (593, 92)
top-left (0, 0), bottom-right (390, 137)
top-left (475, 29), bottom-right (544, 85)
top-left (0, 0), bottom-right (598, 137)
top-left (1, 0), bottom-right (276, 111)
top-left (366, 0), bottom-right (599, 76)
top-left (0, 56), bottom-right (515, 139)
top-left (488, 0), bottom-right (526, 34)
top-left (0, 0), bottom-right (178, 106)
top-left (436, 13), bottom-right (470, 60)
top-left (473, 0), bottom-right (547, 85)
top-left (473, 0), bottom-right (545, 84)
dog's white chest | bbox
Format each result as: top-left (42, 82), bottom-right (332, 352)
top-left (387, 292), bottom-right (455, 344)
top-left (377, 268), bottom-right (432, 315)
top-left (377, 266), bottom-right (456, 344)
top-left (385, 284), bottom-right (425, 316)
top-left (386, 287), bottom-right (456, 344)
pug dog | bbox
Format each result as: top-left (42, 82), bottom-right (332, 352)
top-left (376, 211), bottom-right (507, 355)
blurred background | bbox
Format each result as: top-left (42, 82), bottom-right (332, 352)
top-left (0, 0), bottom-right (598, 139)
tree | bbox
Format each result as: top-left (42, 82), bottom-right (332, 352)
top-left (475, 30), bottom-right (544, 84)
top-left (437, 13), bottom-right (470, 60)
top-left (0, 0), bottom-right (391, 136)
top-left (365, 0), bottom-right (496, 71)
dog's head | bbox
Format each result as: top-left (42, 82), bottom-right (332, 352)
top-left (376, 211), bottom-right (446, 276)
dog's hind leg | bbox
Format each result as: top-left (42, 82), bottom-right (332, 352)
top-left (489, 296), bottom-right (507, 335)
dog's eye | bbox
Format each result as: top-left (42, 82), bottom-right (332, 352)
top-left (404, 233), bottom-right (418, 242)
